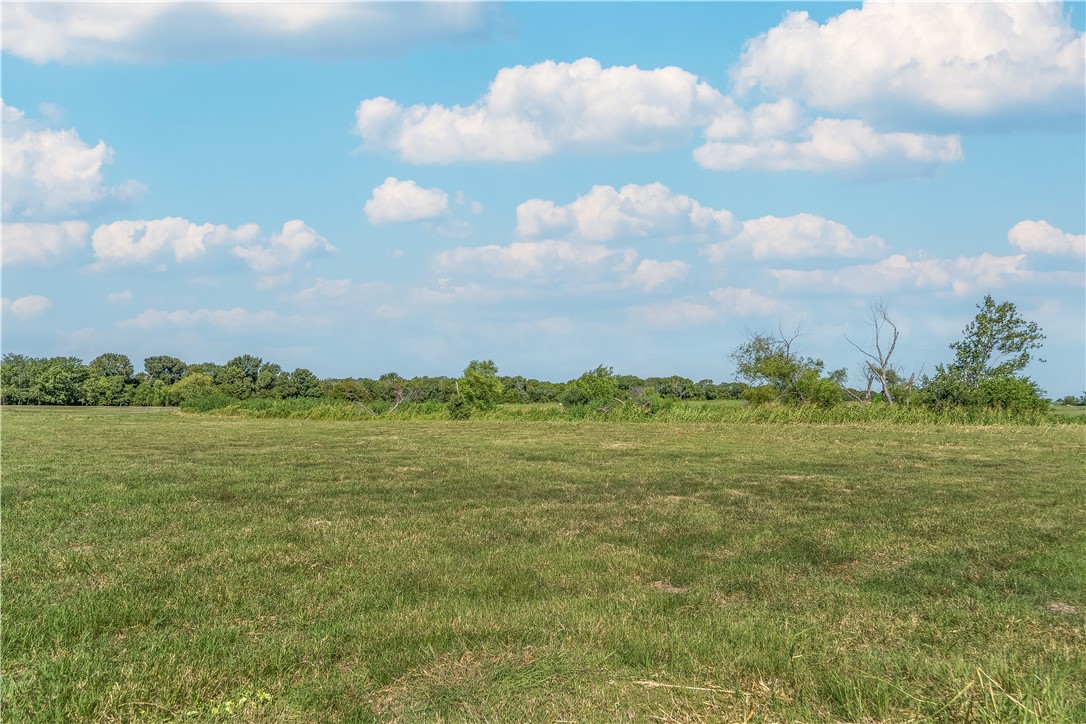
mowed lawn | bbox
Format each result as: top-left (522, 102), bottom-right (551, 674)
top-left (2, 409), bottom-right (1084, 722)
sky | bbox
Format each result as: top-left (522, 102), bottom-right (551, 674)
top-left (2, 1), bottom-right (1084, 395)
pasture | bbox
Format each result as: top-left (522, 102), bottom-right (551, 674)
top-left (2, 407), bottom-right (1084, 721)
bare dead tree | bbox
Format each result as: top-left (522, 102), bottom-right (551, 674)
top-left (845, 301), bottom-right (906, 405)
top-left (846, 365), bottom-right (876, 404)
top-left (379, 377), bottom-right (405, 415)
top-left (352, 378), bottom-right (406, 416)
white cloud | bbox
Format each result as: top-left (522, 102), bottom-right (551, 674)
top-left (627, 259), bottom-right (689, 292)
top-left (2, 2), bottom-right (503, 63)
top-left (1, 220), bottom-right (88, 266)
top-left (732, 2), bottom-right (1085, 120)
top-left (436, 219), bottom-right (475, 239)
top-left (233, 220), bottom-right (335, 273)
top-left (290, 278), bottom-right (357, 304)
top-left (516, 183), bottom-right (737, 241)
top-left (694, 118), bottom-right (962, 173)
top-left (364, 177), bottom-right (450, 224)
top-left (354, 56), bottom-right (970, 175)
top-left (1008, 220), bottom-right (1086, 256)
top-left (1, 294), bottom-right (51, 318)
top-left (1, 100), bottom-right (143, 220)
top-left (454, 192), bottom-right (484, 215)
top-left (628, 300), bottom-right (717, 328)
top-left (116, 307), bottom-right (304, 331)
top-left (434, 240), bottom-right (637, 283)
top-left (770, 253), bottom-right (1037, 297)
top-left (710, 287), bottom-right (784, 316)
top-left (409, 282), bottom-right (515, 305)
top-left (107, 290), bottom-right (132, 304)
top-left (255, 273), bottom-right (292, 291)
top-left (356, 57), bottom-right (727, 163)
top-left (92, 217), bottom-right (259, 265)
top-left (287, 277), bottom-right (517, 320)
top-left (706, 213), bottom-right (886, 262)
top-left (90, 217), bottom-right (332, 273)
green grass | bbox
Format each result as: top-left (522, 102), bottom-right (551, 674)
top-left (3, 408), bottom-right (1084, 721)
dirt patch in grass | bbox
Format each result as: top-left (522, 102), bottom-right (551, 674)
top-left (1047, 601), bottom-right (1080, 616)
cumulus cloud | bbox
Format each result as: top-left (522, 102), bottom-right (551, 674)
top-left (1, 220), bottom-right (88, 266)
top-left (107, 290), bottom-right (133, 304)
top-left (364, 177), bottom-right (450, 224)
top-left (516, 182), bottom-right (737, 241)
top-left (1, 99), bottom-right (143, 220)
top-left (694, 118), bottom-right (962, 173)
top-left (355, 57), bottom-right (727, 163)
top-left (732, 2), bottom-right (1085, 121)
top-left (1, 294), bottom-right (52, 318)
top-left (409, 282), bottom-right (516, 305)
top-left (233, 220), bottom-right (335, 273)
top-left (354, 56), bottom-right (968, 175)
top-left (1008, 220), bottom-right (1086, 256)
top-left (710, 287), bottom-right (784, 316)
top-left (627, 259), bottom-right (689, 292)
top-left (92, 217), bottom-right (259, 264)
top-left (90, 217), bottom-right (333, 272)
top-left (291, 278), bottom-right (357, 304)
top-left (434, 240), bottom-right (637, 283)
top-left (2, 2), bottom-right (504, 63)
top-left (705, 213), bottom-right (886, 262)
top-left (116, 306), bottom-right (305, 331)
top-left (628, 300), bottom-right (717, 328)
top-left (770, 253), bottom-right (1038, 297)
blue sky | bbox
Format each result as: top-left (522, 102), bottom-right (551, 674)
top-left (2, 1), bottom-right (1084, 394)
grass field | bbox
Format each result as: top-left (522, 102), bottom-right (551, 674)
top-left (3, 408), bottom-right (1084, 721)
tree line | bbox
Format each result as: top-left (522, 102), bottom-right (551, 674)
top-left (1, 295), bottom-right (1076, 413)
top-left (0, 350), bottom-right (744, 409)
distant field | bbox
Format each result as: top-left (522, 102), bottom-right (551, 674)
top-left (3, 408), bottom-right (1084, 721)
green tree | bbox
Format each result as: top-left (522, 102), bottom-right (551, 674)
top-left (144, 355), bottom-right (187, 384)
top-left (1, 354), bottom-right (38, 404)
top-left (226, 355), bottom-right (263, 382)
top-left (83, 352), bottom-right (135, 406)
top-left (947, 295), bottom-right (1045, 386)
top-left (560, 365), bottom-right (619, 407)
top-left (458, 360), bottom-right (503, 411)
top-left (216, 364), bottom-right (254, 399)
top-left (169, 372), bottom-right (216, 404)
top-left (283, 368), bottom-right (322, 398)
top-left (89, 352), bottom-right (134, 381)
top-left (923, 295), bottom-right (1047, 410)
top-left (83, 374), bottom-right (129, 405)
top-left (33, 357), bottom-right (88, 405)
top-left (731, 331), bottom-right (845, 408)
top-left (255, 362), bottom-right (285, 397)
top-left (132, 378), bottom-right (172, 406)
top-left (655, 375), bottom-right (695, 399)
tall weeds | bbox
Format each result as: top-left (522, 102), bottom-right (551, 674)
top-left (181, 395), bottom-right (1077, 426)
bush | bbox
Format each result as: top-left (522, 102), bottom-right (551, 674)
top-left (560, 365), bottom-right (618, 408)
top-left (181, 393), bottom-right (239, 412)
top-left (974, 377), bottom-right (1048, 413)
top-left (741, 385), bottom-right (778, 405)
top-left (446, 394), bottom-right (472, 420)
top-left (920, 374), bottom-right (1048, 413)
